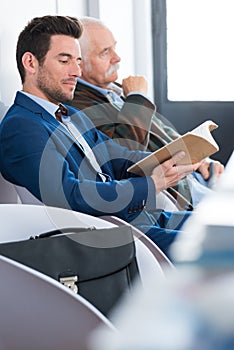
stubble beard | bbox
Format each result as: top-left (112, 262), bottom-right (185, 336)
top-left (37, 68), bottom-right (73, 103)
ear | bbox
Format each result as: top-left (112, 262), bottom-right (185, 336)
top-left (80, 60), bottom-right (85, 76)
top-left (80, 59), bottom-right (83, 68)
top-left (21, 52), bottom-right (38, 75)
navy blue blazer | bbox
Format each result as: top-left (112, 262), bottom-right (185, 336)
top-left (0, 92), bottom-right (193, 256)
top-left (0, 92), bottom-right (157, 220)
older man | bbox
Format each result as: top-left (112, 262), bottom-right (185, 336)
top-left (70, 16), bottom-right (224, 210)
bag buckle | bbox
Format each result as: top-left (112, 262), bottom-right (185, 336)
top-left (59, 275), bottom-right (78, 293)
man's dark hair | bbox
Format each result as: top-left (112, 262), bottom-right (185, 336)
top-left (16, 15), bottom-right (83, 83)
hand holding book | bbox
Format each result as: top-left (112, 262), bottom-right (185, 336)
top-left (127, 120), bottom-right (219, 176)
top-left (150, 151), bottom-right (201, 193)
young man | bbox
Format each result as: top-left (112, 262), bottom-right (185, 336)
top-left (0, 15), bottom-right (198, 257)
top-left (70, 16), bottom-right (224, 209)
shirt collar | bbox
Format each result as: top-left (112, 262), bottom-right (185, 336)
top-left (21, 91), bottom-right (59, 118)
top-left (77, 78), bottom-right (124, 105)
top-left (77, 78), bottom-right (111, 98)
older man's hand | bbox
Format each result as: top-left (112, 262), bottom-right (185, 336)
top-left (198, 158), bottom-right (224, 180)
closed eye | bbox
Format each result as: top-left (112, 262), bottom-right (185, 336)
top-left (59, 59), bottom-right (69, 64)
top-left (100, 48), bottom-right (109, 57)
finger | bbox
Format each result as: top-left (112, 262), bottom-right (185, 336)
top-left (172, 163), bottom-right (195, 179)
top-left (213, 162), bottom-right (224, 176)
top-left (199, 163), bottom-right (210, 179)
top-left (165, 151), bottom-right (186, 167)
top-left (193, 161), bottom-right (202, 171)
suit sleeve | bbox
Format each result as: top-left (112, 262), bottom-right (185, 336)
top-left (72, 89), bottom-right (156, 151)
top-left (109, 93), bottom-right (156, 151)
top-left (0, 114), bottom-right (157, 221)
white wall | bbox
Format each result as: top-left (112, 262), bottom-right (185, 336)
top-left (56, 0), bottom-right (87, 17)
top-left (99, 0), bottom-right (153, 98)
top-left (0, 0), bottom-right (87, 111)
top-left (0, 0), bottom-right (153, 116)
top-left (0, 0), bottom-right (56, 108)
top-left (99, 0), bottom-right (135, 80)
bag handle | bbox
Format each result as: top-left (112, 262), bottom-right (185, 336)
top-left (30, 226), bottom-right (97, 240)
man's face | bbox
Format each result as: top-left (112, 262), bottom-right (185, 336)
top-left (80, 27), bottom-right (121, 88)
top-left (35, 35), bottom-right (82, 103)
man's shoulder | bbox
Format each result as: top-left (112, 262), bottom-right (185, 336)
top-left (12, 91), bottom-right (46, 116)
top-left (72, 81), bottom-right (107, 110)
top-left (76, 80), bottom-right (105, 99)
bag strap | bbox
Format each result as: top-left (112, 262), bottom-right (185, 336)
top-left (30, 226), bottom-right (97, 240)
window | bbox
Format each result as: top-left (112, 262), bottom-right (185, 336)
top-left (166, 0), bottom-right (234, 101)
top-left (152, 0), bottom-right (234, 164)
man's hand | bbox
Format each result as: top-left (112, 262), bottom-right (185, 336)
top-left (150, 151), bottom-right (200, 193)
top-left (122, 76), bottom-right (148, 96)
top-left (197, 158), bottom-right (224, 180)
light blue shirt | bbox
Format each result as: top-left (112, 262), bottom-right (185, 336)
top-left (77, 78), bottom-right (114, 97)
top-left (77, 78), bottom-right (153, 105)
top-left (21, 91), bottom-right (58, 117)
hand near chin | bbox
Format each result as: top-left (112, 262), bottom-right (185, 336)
top-left (122, 75), bottom-right (148, 95)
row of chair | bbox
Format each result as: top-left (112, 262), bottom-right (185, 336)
top-left (0, 174), bottom-right (173, 349)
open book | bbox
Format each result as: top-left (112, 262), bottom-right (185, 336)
top-left (127, 120), bottom-right (219, 176)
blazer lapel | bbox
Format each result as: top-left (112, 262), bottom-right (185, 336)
top-left (15, 92), bottom-right (86, 155)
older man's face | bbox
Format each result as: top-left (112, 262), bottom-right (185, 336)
top-left (80, 26), bottom-right (121, 89)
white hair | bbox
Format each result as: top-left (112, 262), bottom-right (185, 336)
top-left (79, 16), bottom-right (109, 61)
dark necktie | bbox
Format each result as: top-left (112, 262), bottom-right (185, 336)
top-left (55, 104), bottom-right (107, 182)
top-left (55, 103), bottom-right (69, 122)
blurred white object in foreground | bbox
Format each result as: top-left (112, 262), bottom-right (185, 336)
top-left (89, 151), bottom-right (234, 350)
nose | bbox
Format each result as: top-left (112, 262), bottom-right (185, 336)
top-left (76, 65), bottom-right (82, 78)
top-left (111, 50), bottom-right (121, 64)
top-left (70, 61), bottom-right (82, 78)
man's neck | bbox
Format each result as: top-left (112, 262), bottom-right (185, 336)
top-left (22, 86), bottom-right (59, 105)
top-left (78, 77), bottom-right (114, 90)
top-left (77, 78), bottom-right (108, 94)
top-left (78, 78), bottom-right (122, 96)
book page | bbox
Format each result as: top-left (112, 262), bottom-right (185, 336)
top-left (190, 120), bottom-right (218, 146)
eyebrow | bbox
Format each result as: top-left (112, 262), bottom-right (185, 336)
top-left (99, 47), bottom-right (110, 55)
top-left (56, 53), bottom-right (82, 61)
top-left (102, 46), bottom-right (111, 51)
top-left (100, 42), bottom-right (117, 53)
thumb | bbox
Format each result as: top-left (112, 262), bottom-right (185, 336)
top-left (170, 151), bottom-right (186, 166)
